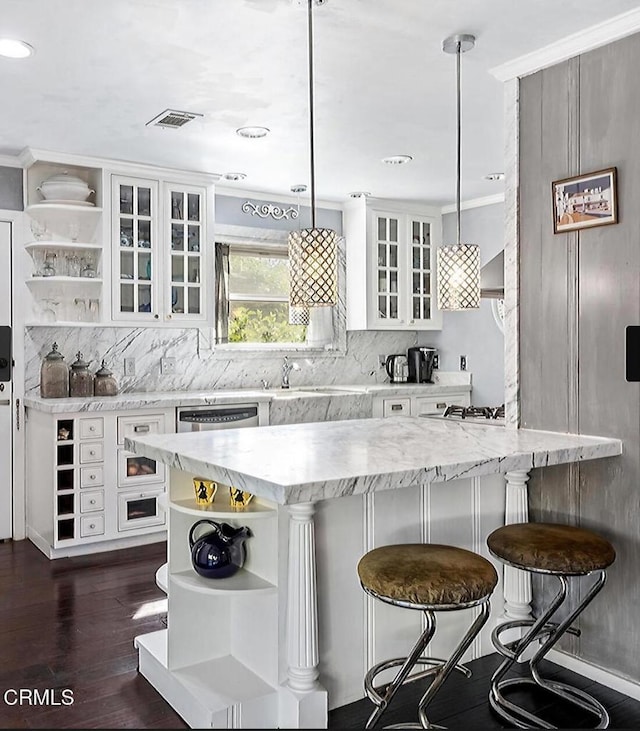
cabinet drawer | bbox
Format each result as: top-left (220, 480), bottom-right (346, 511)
top-left (80, 489), bottom-right (104, 513)
top-left (78, 417), bottom-right (104, 440)
top-left (80, 442), bottom-right (104, 463)
top-left (412, 398), bottom-right (451, 416)
top-left (118, 488), bottom-right (165, 531)
top-left (80, 466), bottom-right (104, 487)
top-left (118, 449), bottom-right (165, 486)
top-left (117, 413), bottom-right (166, 446)
top-left (80, 514), bottom-right (105, 537)
top-left (382, 398), bottom-right (411, 417)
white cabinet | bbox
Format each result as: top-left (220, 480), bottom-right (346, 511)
top-left (23, 157), bottom-right (104, 324)
top-left (111, 175), bottom-right (211, 324)
top-left (344, 196), bottom-right (443, 330)
top-left (26, 407), bottom-right (174, 558)
top-left (372, 390), bottom-right (471, 418)
top-left (135, 468), bottom-right (280, 729)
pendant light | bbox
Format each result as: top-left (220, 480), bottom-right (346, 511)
top-left (288, 184), bottom-right (310, 325)
top-left (436, 34), bottom-right (480, 311)
top-left (288, 0), bottom-right (338, 308)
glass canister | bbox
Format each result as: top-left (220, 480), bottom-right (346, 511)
top-left (69, 351), bottom-right (94, 398)
top-left (40, 342), bottom-right (69, 398)
top-left (93, 360), bottom-right (118, 397)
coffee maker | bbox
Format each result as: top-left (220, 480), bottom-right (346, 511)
top-left (407, 346), bottom-right (437, 383)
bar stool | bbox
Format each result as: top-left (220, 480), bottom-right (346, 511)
top-left (487, 522), bottom-right (616, 729)
top-left (357, 543), bottom-right (498, 729)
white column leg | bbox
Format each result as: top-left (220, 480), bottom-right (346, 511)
top-left (502, 470), bottom-right (532, 622)
top-left (279, 502), bottom-right (327, 728)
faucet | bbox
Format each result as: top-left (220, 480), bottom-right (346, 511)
top-left (281, 356), bottom-right (300, 389)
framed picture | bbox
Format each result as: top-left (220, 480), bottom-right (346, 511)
top-left (552, 167), bottom-right (618, 233)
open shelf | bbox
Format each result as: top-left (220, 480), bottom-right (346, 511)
top-left (135, 630), bottom-right (278, 728)
top-left (156, 562), bottom-right (168, 594)
top-left (171, 567), bottom-right (276, 595)
top-left (25, 241), bottom-right (102, 252)
top-left (27, 203), bottom-right (103, 216)
top-left (171, 497), bottom-right (276, 519)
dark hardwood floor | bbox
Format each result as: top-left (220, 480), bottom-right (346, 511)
top-left (1, 538), bottom-right (640, 729)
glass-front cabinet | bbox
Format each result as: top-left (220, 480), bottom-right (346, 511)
top-left (113, 176), bottom-right (158, 319)
top-left (112, 176), bottom-right (207, 323)
top-left (167, 184), bottom-right (204, 319)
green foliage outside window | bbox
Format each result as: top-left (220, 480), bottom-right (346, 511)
top-left (229, 305), bottom-right (306, 343)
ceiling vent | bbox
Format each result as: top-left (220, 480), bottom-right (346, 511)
top-left (146, 109), bottom-right (203, 129)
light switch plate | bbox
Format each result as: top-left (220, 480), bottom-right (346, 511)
top-left (161, 357), bottom-right (177, 375)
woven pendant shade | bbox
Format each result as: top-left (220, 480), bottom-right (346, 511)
top-left (289, 227), bottom-right (337, 307)
top-left (437, 243), bottom-right (480, 310)
top-left (437, 33), bottom-right (481, 312)
top-left (288, 304), bottom-right (310, 325)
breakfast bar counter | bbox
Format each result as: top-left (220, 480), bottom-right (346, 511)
top-left (126, 417), bottom-right (622, 729)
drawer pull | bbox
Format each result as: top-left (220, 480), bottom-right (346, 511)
top-left (89, 523), bottom-right (95, 530)
top-left (89, 450), bottom-right (96, 456)
top-left (437, 402), bottom-right (447, 409)
top-left (90, 499), bottom-right (96, 505)
top-left (89, 425), bottom-right (96, 432)
top-left (391, 404), bottom-right (404, 411)
top-left (90, 474), bottom-right (96, 480)
top-left (134, 425), bottom-right (150, 433)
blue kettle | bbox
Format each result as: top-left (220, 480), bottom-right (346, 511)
top-left (188, 519), bottom-right (252, 579)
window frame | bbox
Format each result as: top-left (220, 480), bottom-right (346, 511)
top-left (211, 223), bottom-right (346, 356)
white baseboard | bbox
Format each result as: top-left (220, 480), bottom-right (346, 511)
top-left (547, 649), bottom-right (640, 702)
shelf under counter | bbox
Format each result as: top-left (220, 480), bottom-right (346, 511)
top-left (171, 497), bottom-right (276, 519)
top-left (135, 630), bottom-right (279, 729)
top-left (171, 567), bottom-right (276, 595)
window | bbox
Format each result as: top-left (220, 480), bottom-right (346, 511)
top-left (215, 241), bottom-right (307, 344)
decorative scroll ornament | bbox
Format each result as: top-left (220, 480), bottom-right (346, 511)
top-left (242, 201), bottom-right (299, 221)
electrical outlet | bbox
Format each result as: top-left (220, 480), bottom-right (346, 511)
top-left (161, 357), bottom-right (177, 375)
top-left (123, 357), bottom-right (136, 376)
top-left (459, 355), bottom-right (467, 371)
top-left (378, 354), bottom-right (387, 368)
top-left (433, 354), bottom-right (439, 370)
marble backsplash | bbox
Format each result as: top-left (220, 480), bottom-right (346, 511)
top-left (25, 326), bottom-right (443, 396)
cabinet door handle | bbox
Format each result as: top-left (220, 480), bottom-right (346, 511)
top-left (154, 314), bottom-right (159, 319)
top-left (16, 398), bottom-right (20, 431)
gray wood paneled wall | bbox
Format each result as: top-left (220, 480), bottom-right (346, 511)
top-left (520, 33), bottom-right (640, 681)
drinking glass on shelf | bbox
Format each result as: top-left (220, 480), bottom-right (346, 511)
top-left (67, 254), bottom-right (81, 278)
top-left (68, 223), bottom-right (80, 242)
top-left (30, 219), bottom-right (48, 241)
top-left (42, 253), bottom-right (56, 277)
top-left (81, 256), bottom-right (96, 278)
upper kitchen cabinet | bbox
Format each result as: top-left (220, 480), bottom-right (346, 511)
top-left (22, 153), bottom-right (105, 325)
top-left (344, 196), bottom-right (443, 331)
top-left (111, 176), bottom-right (212, 324)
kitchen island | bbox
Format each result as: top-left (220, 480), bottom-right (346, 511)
top-left (126, 416), bottom-right (622, 729)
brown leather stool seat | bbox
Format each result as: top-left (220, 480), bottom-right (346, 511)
top-left (487, 522), bottom-right (616, 575)
top-left (358, 543), bottom-right (498, 607)
top-left (357, 543), bottom-right (498, 729)
top-left (487, 522), bottom-right (616, 729)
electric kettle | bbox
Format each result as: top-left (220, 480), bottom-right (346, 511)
top-left (385, 354), bottom-right (408, 383)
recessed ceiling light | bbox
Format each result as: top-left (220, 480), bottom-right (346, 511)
top-left (224, 172), bottom-right (247, 181)
top-left (381, 155), bottom-right (413, 165)
top-left (349, 191), bottom-right (371, 198)
top-left (0, 39), bottom-right (34, 58)
top-left (484, 172), bottom-right (505, 181)
top-left (236, 126), bottom-right (270, 139)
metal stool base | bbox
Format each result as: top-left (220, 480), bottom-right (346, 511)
top-left (363, 598), bottom-right (491, 729)
top-left (490, 570), bottom-right (610, 729)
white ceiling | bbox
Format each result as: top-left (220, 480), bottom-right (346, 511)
top-left (1, 0), bottom-right (639, 205)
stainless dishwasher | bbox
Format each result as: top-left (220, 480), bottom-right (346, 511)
top-left (176, 403), bottom-right (262, 432)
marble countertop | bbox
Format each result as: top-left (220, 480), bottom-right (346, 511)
top-left (23, 382), bottom-right (472, 413)
top-left (125, 416), bottom-right (623, 505)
